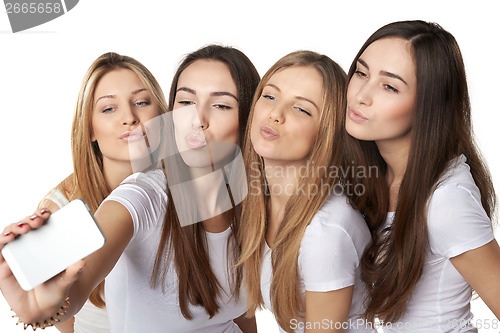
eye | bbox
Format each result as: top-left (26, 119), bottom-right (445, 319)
top-left (102, 107), bottom-right (114, 113)
top-left (354, 70), bottom-right (368, 78)
top-left (384, 84), bottom-right (399, 93)
top-left (135, 100), bottom-right (150, 107)
top-left (213, 104), bottom-right (232, 110)
top-left (177, 100), bottom-right (194, 106)
top-left (295, 107), bottom-right (312, 117)
top-left (262, 94), bottom-right (276, 101)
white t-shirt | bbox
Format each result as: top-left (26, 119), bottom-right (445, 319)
top-left (381, 155), bottom-right (495, 333)
top-left (103, 169), bottom-right (246, 333)
top-left (44, 188), bottom-right (111, 333)
top-left (260, 191), bottom-right (375, 333)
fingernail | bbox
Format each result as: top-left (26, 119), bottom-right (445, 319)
top-left (40, 209), bottom-right (49, 215)
top-left (30, 215), bottom-right (38, 220)
top-left (18, 223), bottom-right (27, 227)
top-left (3, 232), bottom-right (13, 236)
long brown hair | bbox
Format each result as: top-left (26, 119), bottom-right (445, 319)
top-left (150, 45), bottom-right (260, 319)
top-left (345, 20), bottom-right (497, 323)
top-left (237, 51), bottom-right (347, 332)
top-left (57, 52), bottom-right (168, 307)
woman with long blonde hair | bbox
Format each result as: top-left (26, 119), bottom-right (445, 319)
top-left (38, 51), bottom-right (168, 333)
top-left (238, 51), bottom-right (374, 332)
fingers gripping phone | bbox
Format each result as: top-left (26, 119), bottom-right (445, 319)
top-left (1, 199), bottom-right (106, 291)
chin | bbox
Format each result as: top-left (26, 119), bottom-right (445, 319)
top-left (179, 149), bottom-right (213, 168)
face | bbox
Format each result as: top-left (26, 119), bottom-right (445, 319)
top-left (172, 59), bottom-right (239, 169)
top-left (346, 37), bottom-right (417, 143)
top-left (91, 69), bottom-right (160, 165)
top-left (250, 65), bottom-right (322, 165)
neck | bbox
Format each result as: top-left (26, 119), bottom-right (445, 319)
top-left (376, 132), bottom-right (411, 188)
top-left (263, 158), bottom-right (310, 228)
top-left (202, 209), bottom-right (232, 233)
top-left (102, 158), bottom-right (133, 191)
top-left (264, 158), bottom-right (306, 213)
top-left (185, 167), bottom-right (233, 232)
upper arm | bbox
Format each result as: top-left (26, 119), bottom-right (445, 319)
top-left (68, 200), bottom-right (133, 310)
top-left (299, 224), bottom-right (360, 292)
top-left (450, 239), bottom-right (500, 319)
top-left (428, 184), bottom-right (493, 258)
top-left (304, 287), bottom-right (353, 333)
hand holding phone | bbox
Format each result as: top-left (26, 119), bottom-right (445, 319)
top-left (1, 199), bottom-right (106, 291)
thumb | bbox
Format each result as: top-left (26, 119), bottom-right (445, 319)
top-left (55, 260), bottom-right (86, 291)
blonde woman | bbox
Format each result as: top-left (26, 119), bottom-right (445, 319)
top-left (35, 52), bottom-right (168, 333)
top-left (0, 45), bottom-right (259, 332)
top-left (238, 51), bottom-right (375, 333)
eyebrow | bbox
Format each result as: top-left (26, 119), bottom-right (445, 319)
top-left (95, 88), bottom-right (148, 106)
top-left (265, 83), bottom-right (319, 111)
top-left (177, 87), bottom-right (238, 101)
top-left (357, 58), bottom-right (408, 85)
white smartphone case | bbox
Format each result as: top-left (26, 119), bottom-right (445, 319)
top-left (1, 199), bottom-right (106, 291)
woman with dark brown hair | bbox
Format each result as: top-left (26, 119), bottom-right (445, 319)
top-left (0, 45), bottom-right (260, 332)
top-left (345, 20), bottom-right (500, 332)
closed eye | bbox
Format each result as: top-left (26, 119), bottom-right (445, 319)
top-left (296, 107), bottom-right (312, 116)
top-left (177, 100), bottom-right (194, 105)
top-left (214, 104), bottom-right (232, 110)
top-left (102, 107), bottom-right (114, 113)
top-left (262, 94), bottom-right (276, 101)
top-left (384, 84), bottom-right (399, 93)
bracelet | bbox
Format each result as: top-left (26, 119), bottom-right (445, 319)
top-left (12, 297), bottom-right (70, 331)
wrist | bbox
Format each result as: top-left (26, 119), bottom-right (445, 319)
top-left (12, 297), bottom-right (70, 330)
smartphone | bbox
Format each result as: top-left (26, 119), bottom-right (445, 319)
top-left (1, 199), bottom-right (106, 291)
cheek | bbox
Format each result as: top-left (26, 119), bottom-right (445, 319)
top-left (302, 123), bottom-right (318, 152)
top-left (379, 99), bottom-right (414, 130)
top-left (346, 80), bottom-right (357, 104)
top-left (215, 112), bottom-right (239, 143)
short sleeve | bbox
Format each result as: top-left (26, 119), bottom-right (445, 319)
top-left (427, 182), bottom-right (494, 259)
top-left (298, 222), bottom-right (360, 292)
top-left (102, 170), bottom-right (167, 239)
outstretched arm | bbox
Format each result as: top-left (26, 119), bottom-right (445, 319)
top-left (0, 200), bottom-right (133, 326)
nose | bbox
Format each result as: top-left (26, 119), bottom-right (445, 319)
top-left (268, 103), bottom-right (285, 125)
top-left (122, 105), bottom-right (139, 126)
top-left (192, 104), bottom-right (209, 130)
top-left (352, 80), bottom-right (373, 107)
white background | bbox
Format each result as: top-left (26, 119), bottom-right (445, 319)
top-left (0, 0), bottom-right (499, 332)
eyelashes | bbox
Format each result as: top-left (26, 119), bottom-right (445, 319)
top-left (261, 94), bottom-right (312, 117)
top-left (353, 69), bottom-right (399, 94)
top-left (176, 100), bottom-right (233, 110)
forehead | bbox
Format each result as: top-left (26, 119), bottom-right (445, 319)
top-left (360, 37), bottom-right (416, 82)
top-left (94, 68), bottom-right (144, 95)
top-left (267, 66), bottom-right (323, 100)
top-left (177, 59), bottom-right (237, 94)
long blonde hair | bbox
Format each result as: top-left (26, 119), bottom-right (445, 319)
top-left (63, 52), bottom-right (168, 307)
top-left (238, 51), bottom-right (347, 332)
